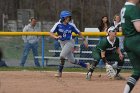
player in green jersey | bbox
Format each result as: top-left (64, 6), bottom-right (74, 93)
top-left (86, 26), bottom-right (125, 80)
top-left (121, 0), bottom-right (140, 93)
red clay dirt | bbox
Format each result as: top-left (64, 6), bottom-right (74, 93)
top-left (0, 71), bottom-right (139, 93)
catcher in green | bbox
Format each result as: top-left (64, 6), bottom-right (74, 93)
top-left (121, 0), bottom-right (140, 93)
top-left (86, 26), bottom-right (125, 80)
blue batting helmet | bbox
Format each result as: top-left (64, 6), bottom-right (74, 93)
top-left (60, 11), bottom-right (72, 19)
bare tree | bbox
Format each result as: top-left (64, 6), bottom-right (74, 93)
top-left (0, 0), bottom-right (125, 31)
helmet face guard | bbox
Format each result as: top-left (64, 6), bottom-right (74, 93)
top-left (60, 11), bottom-right (72, 22)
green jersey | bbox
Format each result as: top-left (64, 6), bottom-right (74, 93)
top-left (95, 37), bottom-right (119, 54)
top-left (121, 2), bottom-right (140, 37)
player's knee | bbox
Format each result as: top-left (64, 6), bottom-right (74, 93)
top-left (68, 59), bottom-right (75, 64)
top-left (60, 57), bottom-right (65, 65)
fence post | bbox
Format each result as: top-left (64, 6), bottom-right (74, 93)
top-left (42, 35), bottom-right (45, 67)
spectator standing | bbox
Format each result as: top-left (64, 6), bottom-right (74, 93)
top-left (20, 18), bottom-right (40, 67)
top-left (0, 48), bottom-right (8, 67)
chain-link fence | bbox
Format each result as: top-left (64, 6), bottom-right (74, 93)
top-left (0, 36), bottom-right (132, 69)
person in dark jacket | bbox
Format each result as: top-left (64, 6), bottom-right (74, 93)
top-left (0, 48), bottom-right (8, 67)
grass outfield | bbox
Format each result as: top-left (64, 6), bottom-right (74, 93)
top-left (0, 66), bottom-right (132, 73)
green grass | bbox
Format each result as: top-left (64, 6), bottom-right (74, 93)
top-left (0, 67), bottom-right (54, 71)
top-left (0, 66), bottom-right (132, 73)
top-left (0, 67), bottom-right (86, 72)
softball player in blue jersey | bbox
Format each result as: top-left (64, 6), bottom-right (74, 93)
top-left (50, 10), bottom-right (89, 77)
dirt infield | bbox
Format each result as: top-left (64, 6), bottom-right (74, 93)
top-left (0, 71), bottom-right (139, 93)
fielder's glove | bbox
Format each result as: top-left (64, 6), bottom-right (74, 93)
top-left (105, 63), bottom-right (116, 78)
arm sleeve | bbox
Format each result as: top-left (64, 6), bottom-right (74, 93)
top-left (70, 23), bottom-right (80, 34)
top-left (22, 26), bottom-right (28, 42)
top-left (130, 7), bottom-right (140, 22)
top-left (97, 39), bottom-right (107, 52)
top-left (37, 33), bottom-right (40, 42)
top-left (36, 29), bottom-right (41, 42)
top-left (50, 22), bottom-right (59, 33)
